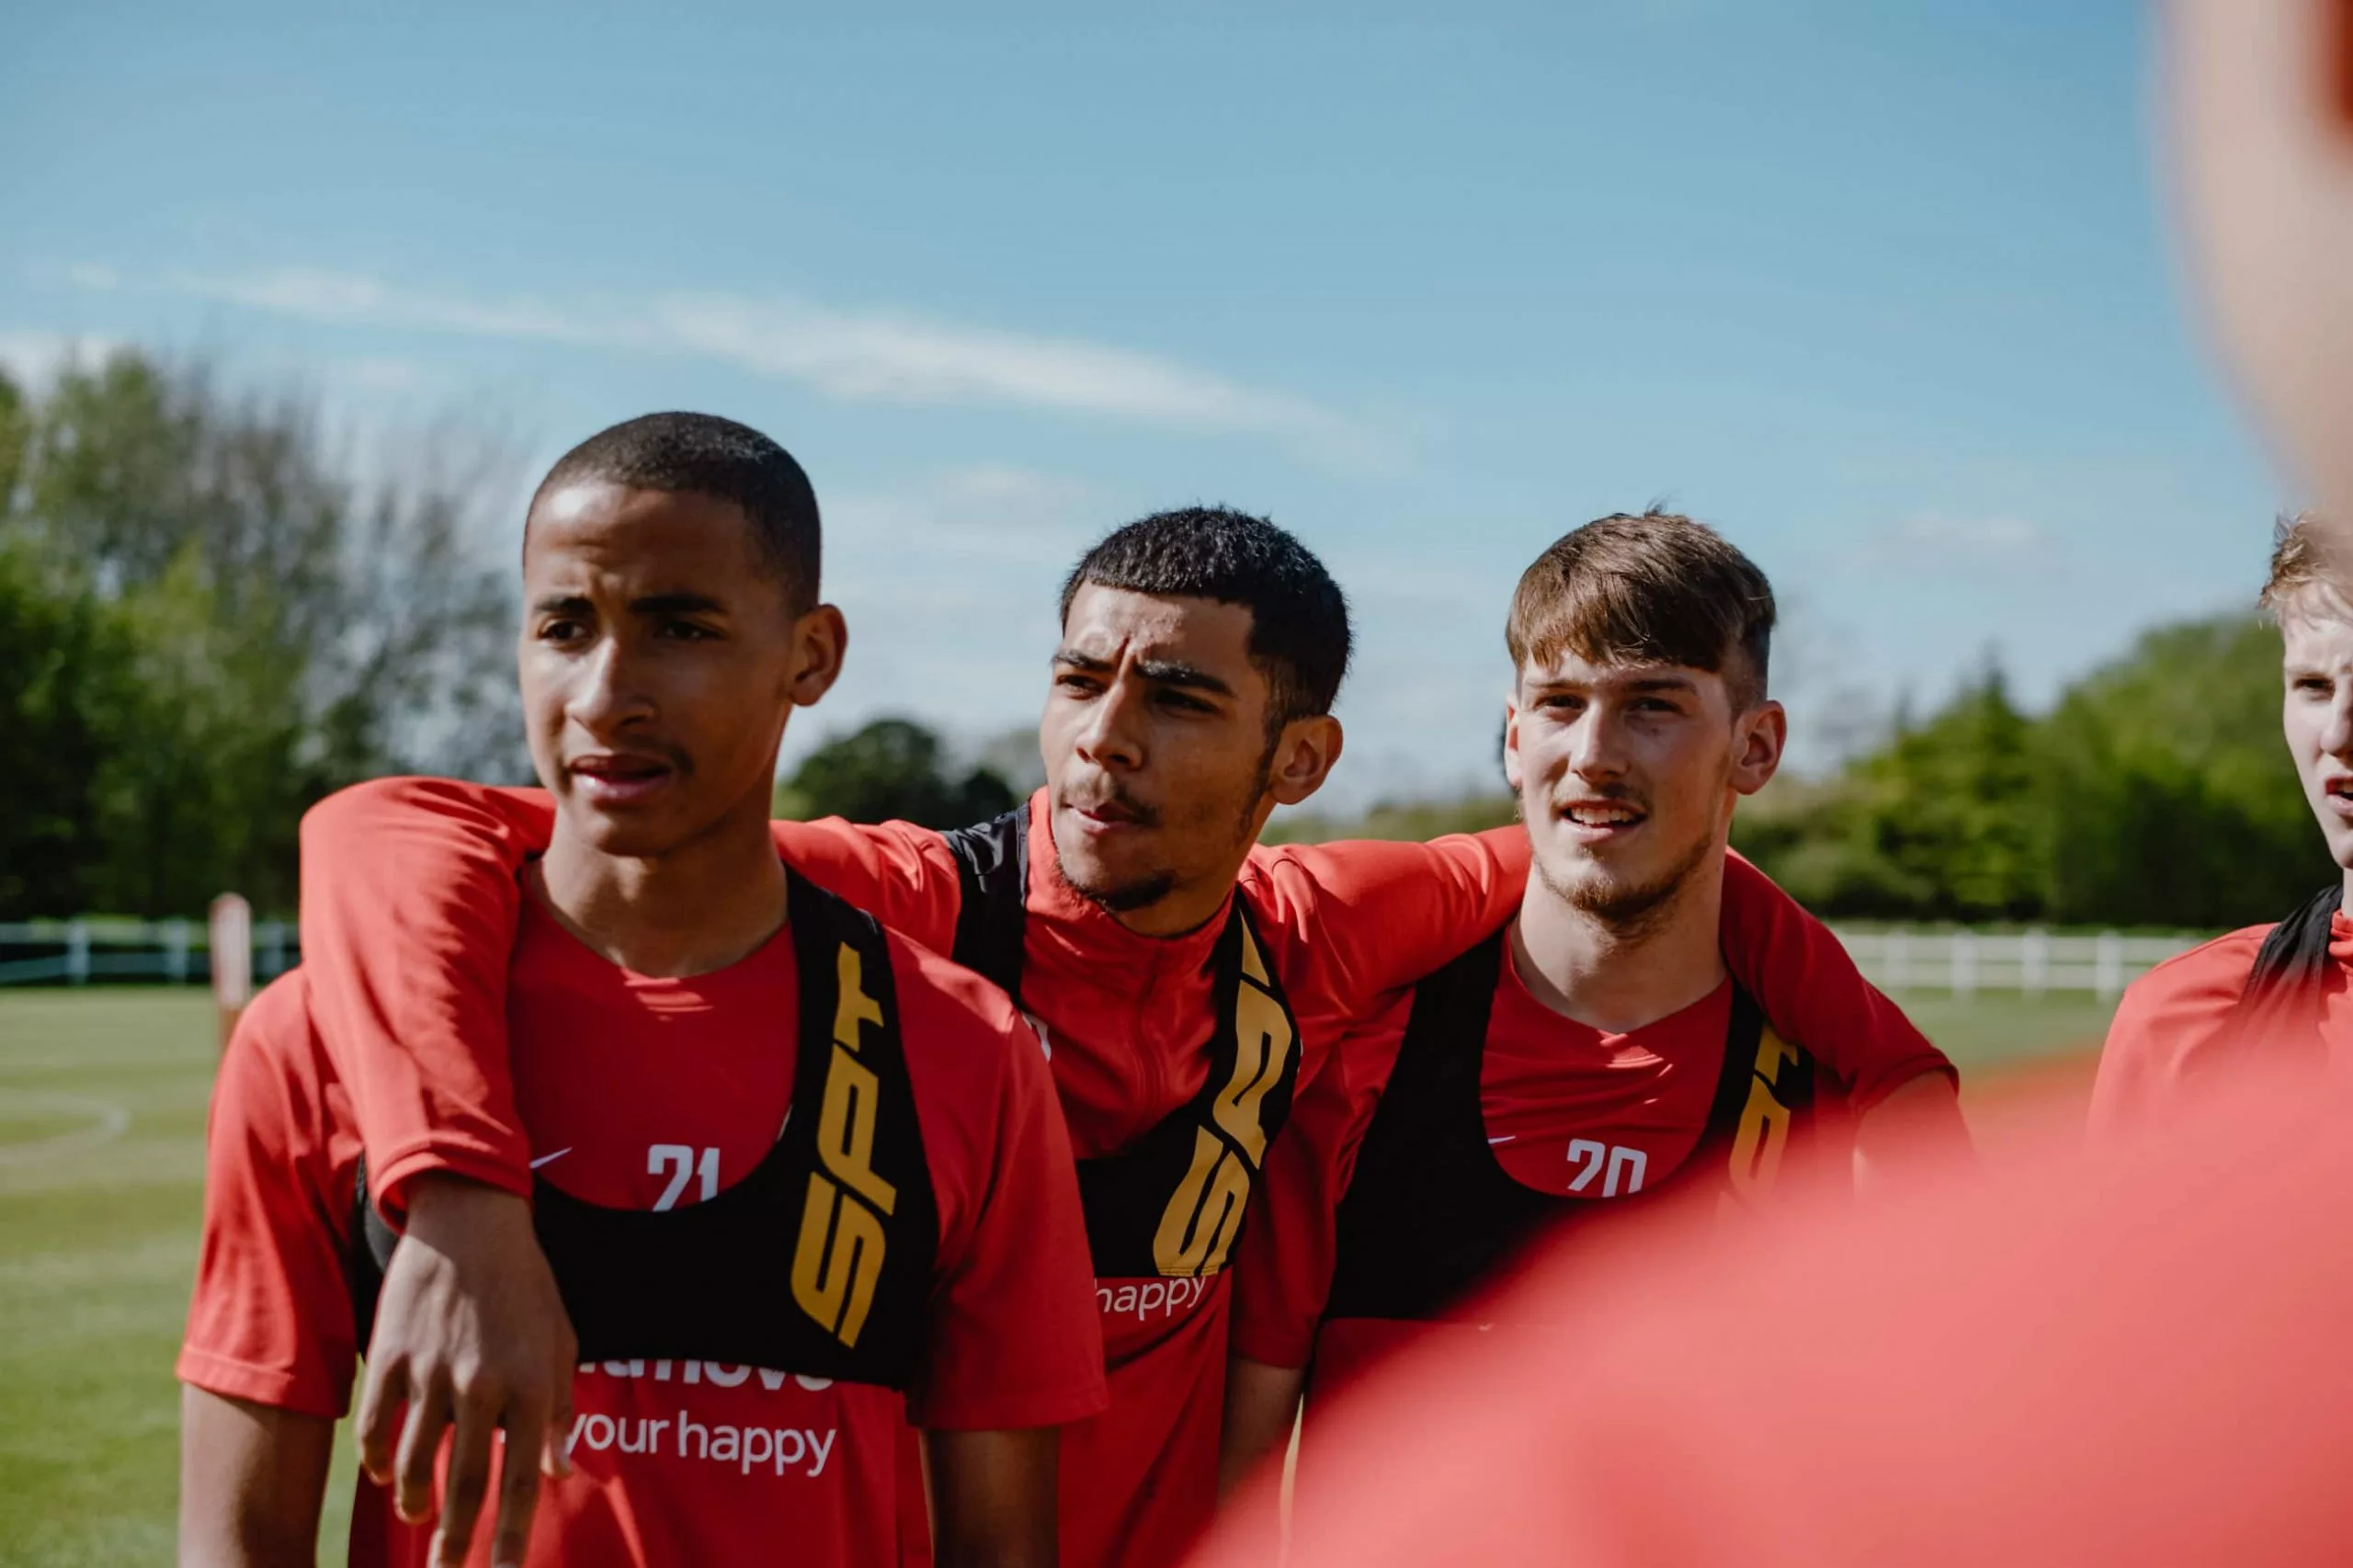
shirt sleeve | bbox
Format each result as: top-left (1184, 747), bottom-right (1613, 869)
top-left (297, 776), bottom-right (550, 1212)
top-left (772, 816), bottom-right (965, 954)
top-left (299, 776), bottom-right (965, 1213)
top-left (1228, 1005), bottom-right (1404, 1369)
top-left (177, 975), bottom-right (362, 1421)
top-left (1717, 852), bottom-right (1955, 1108)
top-left (2086, 928), bottom-right (2265, 1136)
top-left (1256, 828), bottom-right (1531, 1053)
top-left (897, 942), bottom-right (1109, 1431)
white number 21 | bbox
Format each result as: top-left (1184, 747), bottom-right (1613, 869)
top-left (649, 1144), bottom-right (721, 1210)
top-left (1565, 1139), bottom-right (1646, 1197)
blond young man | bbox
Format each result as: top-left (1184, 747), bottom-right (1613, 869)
top-left (2091, 516), bottom-right (2353, 1123)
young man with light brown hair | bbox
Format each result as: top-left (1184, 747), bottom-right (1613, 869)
top-left (1219, 510), bottom-right (1962, 1495)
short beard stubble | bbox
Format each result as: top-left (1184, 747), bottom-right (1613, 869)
top-left (1054, 734), bottom-right (1280, 921)
top-left (1536, 824), bottom-right (1717, 944)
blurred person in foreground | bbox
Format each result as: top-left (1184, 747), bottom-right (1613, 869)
top-left (2092, 513), bottom-right (2353, 1129)
top-left (176, 413), bottom-right (1108, 1567)
top-left (1216, 513), bottom-right (1959, 1498)
top-left (292, 495), bottom-right (1938, 1568)
top-left (1187, 3), bottom-right (2353, 1562)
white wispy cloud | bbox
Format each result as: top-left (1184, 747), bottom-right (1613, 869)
top-left (337, 355), bottom-right (433, 393)
top-left (0, 329), bottom-right (125, 387)
top-left (827, 464), bottom-right (1111, 574)
top-left (652, 293), bottom-right (1342, 438)
top-left (108, 265), bottom-right (1354, 454)
top-left (1893, 512), bottom-right (2042, 553)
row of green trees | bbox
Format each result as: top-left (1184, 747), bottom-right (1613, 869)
top-left (775, 718), bottom-right (1017, 827)
top-left (1732, 615), bottom-right (2318, 928)
top-left (4, 349), bottom-right (2319, 931)
top-left (0, 345), bottom-right (1029, 918)
top-left (1, 350), bottom-right (519, 918)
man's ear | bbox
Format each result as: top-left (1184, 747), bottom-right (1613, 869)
top-left (1267, 715), bottom-right (1345, 808)
top-left (789, 604), bottom-right (849, 708)
top-left (1502, 697), bottom-right (1525, 794)
top-left (1730, 699), bottom-right (1787, 797)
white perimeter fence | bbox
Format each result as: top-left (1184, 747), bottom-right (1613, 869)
top-left (0, 915), bottom-right (2199, 1001)
top-left (1831, 927), bottom-right (2205, 1002)
top-left (0, 916), bottom-right (297, 989)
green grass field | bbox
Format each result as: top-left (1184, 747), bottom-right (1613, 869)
top-left (0, 983), bottom-right (2118, 1564)
top-left (0, 989), bottom-right (365, 1567)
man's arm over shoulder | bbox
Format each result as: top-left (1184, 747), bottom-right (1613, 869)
top-left (1720, 853), bottom-right (1957, 1109)
top-left (2088, 926), bottom-right (2268, 1136)
top-left (303, 782), bottom-right (969, 1203)
top-left (1254, 827), bottom-right (1532, 1040)
top-left (772, 815), bottom-right (966, 953)
top-left (894, 937), bottom-right (1108, 1433)
top-left (298, 775), bottom-right (551, 1210)
top-left (298, 779), bottom-right (578, 1564)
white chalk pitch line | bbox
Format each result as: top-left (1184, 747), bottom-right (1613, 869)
top-left (0, 1088), bottom-right (132, 1166)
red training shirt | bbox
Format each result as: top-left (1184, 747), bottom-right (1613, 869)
top-left (179, 896), bottom-right (1106, 1568)
top-left (293, 777), bottom-right (1942, 1568)
top-left (2090, 912), bottom-right (2353, 1133)
top-left (1230, 929), bottom-right (1939, 1390)
top-left (1190, 1070), bottom-right (2353, 1568)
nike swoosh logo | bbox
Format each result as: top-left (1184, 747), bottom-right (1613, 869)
top-left (1486, 1135), bottom-right (1515, 1145)
top-left (530, 1147), bottom-right (573, 1168)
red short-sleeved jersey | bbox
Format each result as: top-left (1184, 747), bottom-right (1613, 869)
top-left (1229, 926), bottom-right (1939, 1378)
top-left (2089, 913), bottom-right (2353, 1132)
top-left (1190, 1070), bottom-right (2353, 1568)
top-left (293, 778), bottom-right (1944, 1568)
top-left (178, 898), bottom-right (1107, 1568)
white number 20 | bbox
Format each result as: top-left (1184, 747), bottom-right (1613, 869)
top-left (649, 1144), bottom-right (721, 1210)
top-left (1565, 1139), bottom-right (1646, 1197)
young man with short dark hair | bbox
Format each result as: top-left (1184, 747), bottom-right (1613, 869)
top-left (290, 505), bottom-right (1947, 1568)
top-left (177, 414), bottom-right (1106, 1567)
top-left (2091, 513), bottom-right (2353, 1123)
top-left (1221, 512), bottom-right (1960, 1486)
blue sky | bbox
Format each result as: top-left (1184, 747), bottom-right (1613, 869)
top-left (0, 0), bottom-right (2287, 803)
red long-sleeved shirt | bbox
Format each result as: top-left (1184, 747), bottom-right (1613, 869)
top-left (2089, 913), bottom-right (2353, 1133)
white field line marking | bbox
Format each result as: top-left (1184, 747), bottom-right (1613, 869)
top-left (0, 1089), bottom-right (131, 1166)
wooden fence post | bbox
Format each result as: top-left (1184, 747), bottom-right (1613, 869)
top-left (2095, 931), bottom-right (2125, 1002)
top-left (2023, 928), bottom-right (2050, 996)
top-left (210, 894), bottom-right (252, 1052)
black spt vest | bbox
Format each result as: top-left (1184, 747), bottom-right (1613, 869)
top-left (942, 805), bottom-right (1305, 1278)
top-left (349, 872), bottom-right (941, 1391)
top-left (1324, 929), bottom-right (1819, 1325)
top-left (2209, 883), bottom-right (2346, 1067)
